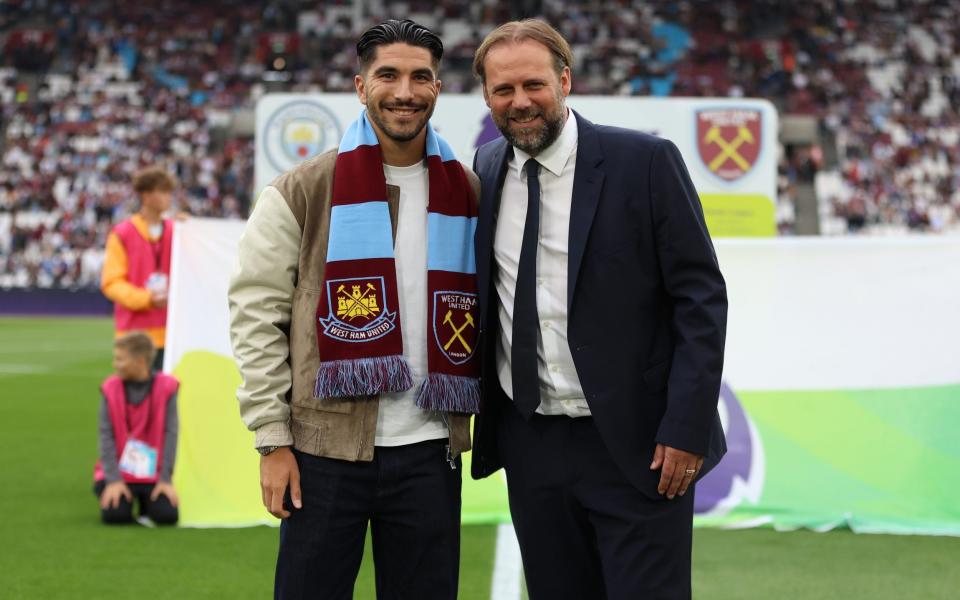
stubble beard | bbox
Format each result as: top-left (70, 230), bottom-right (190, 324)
top-left (367, 100), bottom-right (435, 144)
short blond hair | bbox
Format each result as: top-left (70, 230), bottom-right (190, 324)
top-left (473, 19), bottom-right (574, 84)
top-left (132, 165), bottom-right (177, 194)
top-left (114, 331), bottom-right (156, 364)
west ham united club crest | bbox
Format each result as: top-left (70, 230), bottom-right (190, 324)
top-left (696, 108), bottom-right (762, 182)
top-left (433, 291), bottom-right (478, 365)
top-left (320, 277), bottom-right (397, 342)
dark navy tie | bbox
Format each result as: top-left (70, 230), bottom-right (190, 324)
top-left (512, 159), bottom-right (542, 419)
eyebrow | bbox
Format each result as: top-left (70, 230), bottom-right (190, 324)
top-left (492, 78), bottom-right (546, 91)
top-left (372, 66), bottom-right (435, 79)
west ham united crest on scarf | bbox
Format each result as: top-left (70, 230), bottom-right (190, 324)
top-left (320, 276), bottom-right (397, 342)
top-left (314, 111), bottom-right (480, 413)
top-left (433, 291), bottom-right (478, 365)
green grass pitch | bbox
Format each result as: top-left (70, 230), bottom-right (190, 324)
top-left (0, 317), bottom-right (957, 599)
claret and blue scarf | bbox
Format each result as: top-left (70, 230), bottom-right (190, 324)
top-left (314, 111), bottom-right (480, 414)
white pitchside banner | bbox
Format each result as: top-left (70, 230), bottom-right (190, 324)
top-left (255, 94), bottom-right (779, 236)
top-left (165, 220), bottom-right (960, 535)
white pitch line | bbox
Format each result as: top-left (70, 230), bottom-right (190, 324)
top-left (490, 523), bottom-right (523, 600)
top-left (0, 364), bottom-right (51, 374)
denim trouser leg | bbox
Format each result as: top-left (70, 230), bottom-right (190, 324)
top-left (274, 440), bottom-right (461, 600)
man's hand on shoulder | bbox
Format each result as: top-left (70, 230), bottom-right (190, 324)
top-left (650, 443), bottom-right (704, 500)
top-left (260, 446), bottom-right (301, 518)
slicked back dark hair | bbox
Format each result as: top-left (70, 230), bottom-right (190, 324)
top-left (356, 19), bottom-right (443, 73)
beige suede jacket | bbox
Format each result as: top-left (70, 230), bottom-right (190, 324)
top-left (228, 148), bottom-right (480, 461)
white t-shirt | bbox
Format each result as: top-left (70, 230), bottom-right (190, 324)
top-left (375, 161), bottom-right (448, 446)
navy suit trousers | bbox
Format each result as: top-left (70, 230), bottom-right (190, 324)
top-left (498, 403), bottom-right (694, 600)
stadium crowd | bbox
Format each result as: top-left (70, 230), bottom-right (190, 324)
top-left (2, 0), bottom-right (959, 288)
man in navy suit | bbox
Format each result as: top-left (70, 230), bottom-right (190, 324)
top-left (470, 20), bottom-right (728, 599)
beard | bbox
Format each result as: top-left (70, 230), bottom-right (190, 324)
top-left (492, 95), bottom-right (566, 156)
top-left (366, 99), bottom-right (434, 143)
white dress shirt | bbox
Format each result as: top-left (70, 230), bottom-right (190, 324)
top-left (493, 113), bottom-right (590, 417)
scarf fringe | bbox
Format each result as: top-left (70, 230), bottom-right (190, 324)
top-left (314, 355), bottom-right (413, 398)
top-left (415, 373), bottom-right (480, 414)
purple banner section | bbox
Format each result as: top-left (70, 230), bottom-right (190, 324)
top-left (695, 382), bottom-right (756, 514)
top-left (0, 288), bottom-right (112, 316)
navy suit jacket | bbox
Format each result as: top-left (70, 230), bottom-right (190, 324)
top-left (470, 112), bottom-right (728, 499)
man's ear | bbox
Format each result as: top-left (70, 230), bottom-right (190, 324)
top-left (560, 66), bottom-right (572, 97)
top-left (355, 73), bottom-right (367, 105)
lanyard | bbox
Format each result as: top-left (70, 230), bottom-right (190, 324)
top-left (148, 221), bottom-right (166, 272)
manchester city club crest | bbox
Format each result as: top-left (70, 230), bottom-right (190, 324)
top-left (263, 100), bottom-right (342, 174)
top-left (319, 276), bottom-right (397, 343)
top-left (433, 291), bottom-right (478, 365)
top-left (283, 119), bottom-right (321, 161)
top-left (696, 108), bottom-right (762, 182)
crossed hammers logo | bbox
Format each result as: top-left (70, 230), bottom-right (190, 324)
top-left (443, 310), bottom-right (475, 353)
top-left (704, 125), bottom-right (755, 172)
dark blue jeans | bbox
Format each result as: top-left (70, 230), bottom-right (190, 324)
top-left (275, 439), bottom-right (462, 600)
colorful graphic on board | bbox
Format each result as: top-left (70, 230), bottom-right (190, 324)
top-left (263, 100), bottom-right (342, 173)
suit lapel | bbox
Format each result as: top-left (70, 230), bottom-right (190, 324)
top-left (476, 139), bottom-right (511, 322)
top-left (568, 112), bottom-right (605, 313)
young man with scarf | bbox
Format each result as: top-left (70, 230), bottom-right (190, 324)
top-left (229, 20), bottom-right (480, 600)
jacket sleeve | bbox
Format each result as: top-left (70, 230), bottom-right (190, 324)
top-left (98, 395), bottom-right (122, 482)
top-left (228, 186), bottom-right (302, 448)
top-left (649, 138), bottom-right (728, 456)
top-left (101, 232), bottom-right (153, 311)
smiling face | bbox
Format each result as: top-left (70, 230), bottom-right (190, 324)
top-left (355, 42), bottom-right (440, 148)
top-left (482, 39), bottom-right (571, 156)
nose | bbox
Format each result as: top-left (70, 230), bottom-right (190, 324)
top-left (511, 89), bottom-right (532, 111)
top-left (394, 76), bottom-right (414, 102)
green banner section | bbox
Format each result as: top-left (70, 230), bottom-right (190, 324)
top-left (697, 384), bottom-right (960, 535)
top-left (700, 193), bottom-right (776, 238)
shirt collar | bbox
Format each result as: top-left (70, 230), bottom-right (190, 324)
top-left (512, 109), bottom-right (578, 179)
